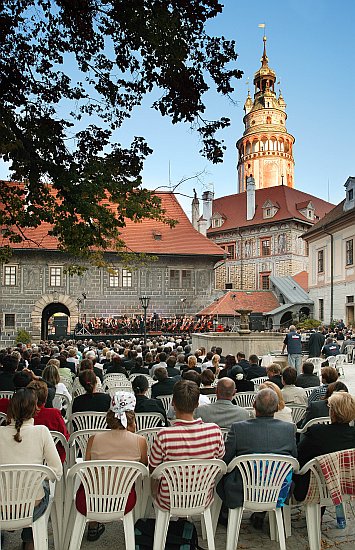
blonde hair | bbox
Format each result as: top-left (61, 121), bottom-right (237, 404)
top-left (187, 355), bottom-right (197, 368)
top-left (212, 354), bottom-right (220, 367)
top-left (259, 381), bottom-right (285, 411)
top-left (328, 392), bottom-right (355, 424)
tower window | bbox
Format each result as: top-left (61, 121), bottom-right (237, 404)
top-left (261, 238), bottom-right (271, 256)
top-left (346, 239), bottom-right (354, 266)
top-left (318, 250), bottom-right (324, 273)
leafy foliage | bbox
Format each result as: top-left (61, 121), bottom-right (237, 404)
top-left (296, 318), bottom-right (322, 330)
top-left (0, 0), bottom-right (242, 264)
top-left (15, 329), bottom-right (31, 345)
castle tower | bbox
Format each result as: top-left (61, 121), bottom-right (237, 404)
top-left (236, 37), bottom-right (295, 193)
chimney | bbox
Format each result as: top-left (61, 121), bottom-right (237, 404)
top-left (198, 217), bottom-right (208, 236)
top-left (202, 190), bottom-right (214, 229)
top-left (191, 189), bottom-right (200, 230)
top-left (246, 176), bottom-right (256, 220)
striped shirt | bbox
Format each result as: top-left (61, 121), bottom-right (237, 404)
top-left (308, 384), bottom-right (328, 404)
top-left (149, 418), bottom-right (225, 510)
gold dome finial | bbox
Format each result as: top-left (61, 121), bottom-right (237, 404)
top-left (261, 35), bottom-right (268, 67)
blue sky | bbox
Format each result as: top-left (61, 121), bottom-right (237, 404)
top-left (2, 0), bottom-right (354, 218)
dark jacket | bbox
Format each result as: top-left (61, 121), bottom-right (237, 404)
top-left (237, 359), bottom-right (250, 374)
top-left (295, 373), bottom-right (320, 389)
top-left (134, 394), bottom-right (167, 425)
top-left (234, 379), bottom-right (255, 393)
top-left (308, 332), bottom-right (325, 358)
top-left (268, 374), bottom-right (283, 389)
top-left (72, 392), bottom-right (111, 414)
top-left (166, 366), bottom-right (181, 378)
top-left (301, 399), bottom-right (329, 428)
top-left (151, 378), bottom-right (176, 399)
top-left (0, 372), bottom-right (15, 391)
top-left (105, 365), bottom-right (129, 378)
top-left (246, 364), bottom-right (267, 380)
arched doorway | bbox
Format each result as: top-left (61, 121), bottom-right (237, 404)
top-left (41, 303), bottom-right (70, 340)
top-left (299, 306), bottom-right (310, 320)
top-left (280, 311), bottom-right (293, 328)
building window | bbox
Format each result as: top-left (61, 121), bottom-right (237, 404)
top-left (4, 314), bottom-right (15, 329)
top-left (221, 243), bottom-right (235, 260)
top-left (346, 239), bottom-right (354, 266)
top-left (122, 269), bottom-right (132, 288)
top-left (108, 271), bottom-right (119, 287)
top-left (319, 299), bottom-right (324, 321)
top-left (261, 238), bottom-right (271, 256)
top-left (4, 265), bottom-right (17, 286)
top-left (49, 266), bottom-right (62, 287)
top-left (169, 269), bottom-right (193, 289)
top-left (346, 295), bottom-right (354, 303)
top-left (260, 273), bottom-right (270, 290)
top-left (349, 189), bottom-right (354, 201)
top-left (211, 218), bottom-right (222, 228)
top-left (317, 250), bottom-right (324, 273)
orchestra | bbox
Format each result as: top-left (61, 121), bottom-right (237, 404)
top-left (74, 314), bottom-right (220, 335)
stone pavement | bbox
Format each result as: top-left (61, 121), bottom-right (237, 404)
top-left (3, 362), bottom-right (355, 549)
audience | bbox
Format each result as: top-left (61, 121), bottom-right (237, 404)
top-left (72, 370), bottom-right (111, 414)
top-left (245, 355), bottom-right (267, 380)
top-left (132, 375), bottom-right (167, 425)
top-left (151, 367), bottom-right (176, 398)
top-left (281, 367), bottom-right (307, 405)
top-left (301, 381), bottom-right (348, 427)
top-left (266, 363), bottom-right (283, 389)
top-left (295, 361), bottom-right (320, 388)
top-left (308, 366), bottom-right (339, 403)
top-left (259, 381), bottom-right (293, 423)
top-left (195, 378), bottom-right (249, 429)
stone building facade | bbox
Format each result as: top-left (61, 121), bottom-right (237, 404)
top-left (0, 192), bottom-right (224, 344)
top-left (303, 177), bottom-right (355, 326)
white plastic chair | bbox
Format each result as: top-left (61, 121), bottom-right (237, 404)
top-left (0, 411), bottom-right (7, 425)
top-left (151, 459), bottom-right (227, 550)
top-left (207, 394), bottom-right (218, 404)
top-left (156, 394), bottom-right (173, 413)
top-left (0, 390), bottom-right (13, 400)
top-left (135, 412), bottom-right (165, 431)
top-left (53, 392), bottom-right (72, 422)
top-left (71, 378), bottom-right (86, 399)
top-left (233, 392), bottom-right (257, 408)
top-left (252, 376), bottom-right (268, 389)
top-left (327, 356), bottom-right (337, 367)
top-left (63, 460), bottom-right (149, 550)
top-left (59, 376), bottom-right (73, 393)
top-left (70, 411), bottom-right (108, 433)
top-left (287, 404), bottom-right (307, 425)
top-left (68, 428), bottom-right (108, 466)
top-left (344, 344), bottom-right (354, 363)
top-left (103, 374), bottom-right (131, 392)
top-left (296, 416), bottom-right (331, 434)
top-left (49, 431), bottom-right (70, 550)
top-left (305, 357), bottom-right (323, 376)
top-left (136, 427), bottom-right (162, 455)
top-left (335, 354), bottom-right (347, 376)
top-left (0, 464), bottom-right (57, 550)
top-left (225, 454), bottom-right (299, 550)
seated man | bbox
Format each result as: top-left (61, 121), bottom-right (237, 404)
top-left (217, 388), bottom-right (297, 527)
top-left (266, 363), bottom-right (283, 389)
top-left (149, 380), bottom-right (225, 510)
top-left (281, 367), bottom-right (307, 405)
top-left (307, 366), bottom-right (338, 403)
top-left (321, 337), bottom-right (340, 358)
top-left (194, 378), bottom-right (249, 429)
top-left (295, 362), bottom-right (320, 389)
top-left (245, 355), bottom-right (267, 381)
top-left (151, 367), bottom-right (176, 398)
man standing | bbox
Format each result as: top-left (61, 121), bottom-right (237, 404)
top-left (281, 325), bottom-right (302, 373)
top-left (308, 328), bottom-right (325, 358)
top-left (194, 378), bottom-right (249, 429)
top-left (217, 388), bottom-right (297, 525)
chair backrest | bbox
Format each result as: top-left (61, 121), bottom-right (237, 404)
top-left (252, 376), bottom-right (268, 389)
top-left (66, 460), bottom-right (149, 522)
top-left (72, 378), bottom-right (86, 399)
top-left (0, 411), bottom-right (7, 425)
top-left (297, 416), bottom-right (331, 434)
top-left (0, 464), bottom-right (56, 530)
top-left (151, 459), bottom-right (227, 515)
top-left (103, 374), bottom-right (130, 391)
top-left (220, 427), bottom-right (229, 442)
top-left (135, 412), bottom-right (166, 431)
top-left (54, 392), bottom-right (72, 421)
top-left (304, 386), bottom-right (320, 398)
top-left (0, 390), bottom-right (13, 400)
top-left (70, 411), bottom-right (108, 432)
top-left (233, 392), bottom-right (257, 408)
top-left (327, 356), bottom-right (337, 366)
top-left (59, 376), bottom-right (73, 392)
top-left (287, 404), bottom-right (307, 425)
top-left (227, 453), bottom-right (299, 511)
top-left (335, 354), bottom-right (347, 365)
top-left (306, 357), bottom-right (323, 367)
top-left (207, 394), bottom-right (217, 404)
top-left (50, 430), bottom-right (70, 473)
top-left (156, 394), bottom-right (173, 413)
top-left (106, 384), bottom-right (133, 397)
top-left (68, 428), bottom-right (108, 465)
top-left (137, 427), bottom-right (162, 455)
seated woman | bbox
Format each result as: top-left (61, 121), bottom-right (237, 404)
top-left (301, 381), bottom-right (348, 427)
top-left (200, 369), bottom-right (216, 395)
top-left (180, 355), bottom-right (201, 375)
top-left (132, 375), bottom-right (167, 425)
top-left (0, 388), bottom-right (62, 550)
top-left (259, 381), bottom-right (293, 423)
top-left (75, 391), bottom-right (148, 541)
top-left (294, 391), bottom-right (355, 502)
top-left (42, 363), bottom-right (72, 410)
top-left (28, 380), bottom-right (70, 462)
top-left (72, 369), bottom-right (111, 415)
top-left (218, 354), bottom-right (242, 379)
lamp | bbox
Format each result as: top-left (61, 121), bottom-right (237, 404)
top-left (139, 296), bottom-right (150, 344)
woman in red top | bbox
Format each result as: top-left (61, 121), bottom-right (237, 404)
top-left (27, 380), bottom-right (69, 462)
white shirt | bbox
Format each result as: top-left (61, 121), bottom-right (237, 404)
top-left (53, 382), bottom-right (72, 409)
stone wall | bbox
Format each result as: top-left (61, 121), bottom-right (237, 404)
top-left (192, 332), bottom-right (285, 357)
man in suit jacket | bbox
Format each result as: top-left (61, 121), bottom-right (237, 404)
top-left (245, 354), bottom-right (267, 380)
top-left (151, 367), bottom-right (176, 398)
top-left (217, 388), bottom-right (297, 511)
top-left (194, 378), bottom-right (249, 429)
top-left (308, 329), bottom-right (325, 357)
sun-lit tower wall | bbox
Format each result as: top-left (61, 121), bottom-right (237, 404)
top-left (237, 37), bottom-right (295, 193)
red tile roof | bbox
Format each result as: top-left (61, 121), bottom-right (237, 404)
top-left (197, 290), bottom-right (280, 316)
top-left (292, 271), bottom-right (309, 291)
top-left (2, 189), bottom-right (225, 257)
top-left (208, 186), bottom-right (334, 233)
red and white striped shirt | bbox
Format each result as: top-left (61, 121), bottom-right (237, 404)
top-left (149, 418), bottom-right (225, 509)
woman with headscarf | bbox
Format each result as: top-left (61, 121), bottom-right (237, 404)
top-left (75, 391), bottom-right (148, 542)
